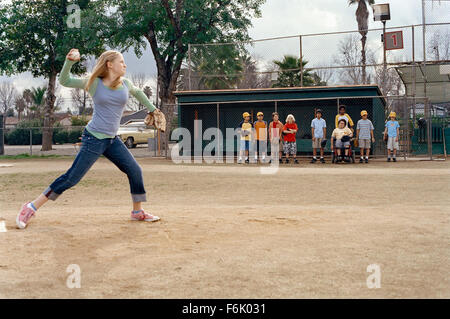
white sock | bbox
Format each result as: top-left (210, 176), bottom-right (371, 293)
top-left (27, 202), bottom-right (37, 212)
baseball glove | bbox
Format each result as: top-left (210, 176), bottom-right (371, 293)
top-left (321, 139), bottom-right (327, 148)
top-left (145, 109), bottom-right (166, 132)
top-left (341, 135), bottom-right (351, 143)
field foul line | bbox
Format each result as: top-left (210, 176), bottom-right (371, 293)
top-left (0, 221), bottom-right (8, 233)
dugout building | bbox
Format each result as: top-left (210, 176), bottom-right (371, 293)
top-left (174, 85), bottom-right (387, 155)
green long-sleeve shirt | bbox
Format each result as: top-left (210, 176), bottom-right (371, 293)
top-left (59, 58), bottom-right (156, 139)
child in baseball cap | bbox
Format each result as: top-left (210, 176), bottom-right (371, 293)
top-left (254, 112), bottom-right (267, 163)
top-left (383, 112), bottom-right (400, 162)
top-left (356, 110), bottom-right (375, 163)
top-left (238, 112), bottom-right (253, 164)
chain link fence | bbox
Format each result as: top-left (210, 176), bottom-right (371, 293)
top-left (181, 0), bottom-right (450, 99)
top-left (0, 124), bottom-right (168, 157)
top-left (177, 95), bottom-right (449, 160)
top-left (183, 21), bottom-right (449, 92)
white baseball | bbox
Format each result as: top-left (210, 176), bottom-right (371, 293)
top-left (69, 50), bottom-right (80, 60)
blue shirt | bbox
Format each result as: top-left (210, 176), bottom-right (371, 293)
top-left (311, 118), bottom-right (326, 138)
top-left (385, 120), bottom-right (400, 137)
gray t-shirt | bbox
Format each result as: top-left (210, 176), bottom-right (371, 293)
top-left (85, 79), bottom-right (130, 137)
top-left (357, 119), bottom-right (374, 139)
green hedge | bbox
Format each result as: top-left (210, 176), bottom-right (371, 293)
top-left (53, 127), bottom-right (83, 144)
top-left (6, 119), bottom-right (43, 145)
top-left (6, 119), bottom-right (84, 145)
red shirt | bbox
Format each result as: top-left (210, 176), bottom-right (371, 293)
top-left (283, 123), bottom-right (298, 142)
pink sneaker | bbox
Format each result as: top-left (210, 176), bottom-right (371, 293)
top-left (131, 210), bottom-right (160, 222)
top-left (16, 202), bottom-right (36, 229)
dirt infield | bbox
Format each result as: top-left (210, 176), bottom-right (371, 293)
top-left (0, 158), bottom-right (449, 298)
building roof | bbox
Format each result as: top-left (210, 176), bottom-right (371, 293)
top-left (174, 84), bottom-right (385, 105)
top-left (53, 112), bottom-right (72, 120)
top-left (5, 117), bottom-right (19, 125)
top-left (395, 62), bottom-right (450, 104)
top-left (120, 109), bottom-right (148, 125)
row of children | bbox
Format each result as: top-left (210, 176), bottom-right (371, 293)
top-left (237, 104), bottom-right (401, 163)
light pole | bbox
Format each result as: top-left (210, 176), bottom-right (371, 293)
top-left (372, 3), bottom-right (391, 93)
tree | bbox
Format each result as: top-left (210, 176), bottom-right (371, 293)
top-left (312, 67), bottom-right (334, 86)
top-left (29, 87), bottom-right (47, 119)
top-left (71, 87), bottom-right (93, 116)
top-left (368, 55), bottom-right (404, 96)
top-left (14, 96), bottom-right (27, 121)
top-left (6, 108), bottom-right (15, 117)
top-left (129, 72), bottom-right (151, 110)
top-left (333, 34), bottom-right (372, 85)
top-left (22, 89), bottom-right (34, 120)
top-left (71, 58), bottom-right (94, 115)
top-left (105, 0), bottom-right (265, 153)
top-left (143, 86), bottom-right (152, 99)
top-left (196, 44), bottom-right (244, 90)
top-left (0, 0), bottom-right (108, 150)
top-left (237, 55), bottom-right (272, 89)
top-left (428, 29), bottom-right (450, 60)
top-left (348, 0), bottom-right (375, 85)
top-left (272, 55), bottom-right (314, 87)
top-left (70, 89), bottom-right (93, 115)
top-left (0, 81), bottom-right (17, 126)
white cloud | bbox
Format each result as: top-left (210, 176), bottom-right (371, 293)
top-left (1, 0), bottom-right (449, 109)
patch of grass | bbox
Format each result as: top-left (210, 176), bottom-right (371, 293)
top-left (0, 153), bottom-right (63, 159)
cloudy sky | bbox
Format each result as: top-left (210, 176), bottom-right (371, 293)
top-left (1, 0), bottom-right (448, 112)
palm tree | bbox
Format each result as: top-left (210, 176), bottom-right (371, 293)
top-left (14, 96), bottom-right (26, 121)
top-left (272, 55), bottom-right (314, 87)
top-left (29, 86), bottom-right (47, 119)
top-left (194, 45), bottom-right (244, 90)
top-left (349, 0), bottom-right (375, 84)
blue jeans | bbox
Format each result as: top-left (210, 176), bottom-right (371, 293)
top-left (240, 140), bottom-right (250, 151)
top-left (43, 128), bottom-right (146, 202)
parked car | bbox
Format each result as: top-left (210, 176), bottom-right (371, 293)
top-left (117, 120), bottom-right (157, 148)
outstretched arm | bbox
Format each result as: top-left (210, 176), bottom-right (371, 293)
top-left (59, 58), bottom-right (88, 89)
top-left (59, 49), bottom-right (92, 89)
top-left (58, 49), bottom-right (97, 95)
top-left (123, 78), bottom-right (156, 113)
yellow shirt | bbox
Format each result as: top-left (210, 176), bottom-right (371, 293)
top-left (335, 113), bottom-right (354, 128)
top-left (240, 121), bottom-right (253, 141)
top-left (332, 127), bottom-right (352, 140)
